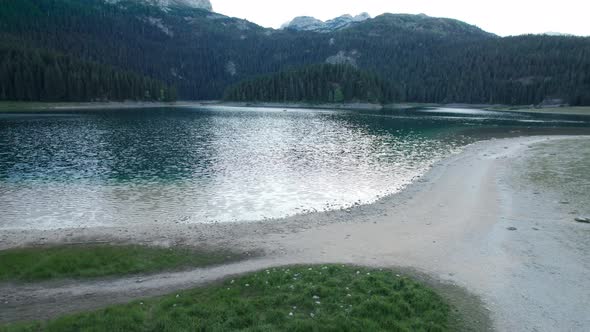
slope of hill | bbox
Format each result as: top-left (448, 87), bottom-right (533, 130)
top-left (0, 44), bottom-right (175, 102)
top-left (224, 64), bottom-right (393, 103)
top-left (105, 0), bottom-right (212, 11)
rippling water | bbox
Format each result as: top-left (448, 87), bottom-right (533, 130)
top-left (0, 106), bottom-right (588, 230)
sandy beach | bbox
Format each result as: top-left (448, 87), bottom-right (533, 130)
top-left (1, 135), bottom-right (589, 331)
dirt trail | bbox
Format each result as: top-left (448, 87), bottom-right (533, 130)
top-left (1, 136), bottom-right (589, 331)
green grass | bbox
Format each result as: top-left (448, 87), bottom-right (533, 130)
top-left (0, 245), bottom-right (244, 282)
top-left (0, 101), bottom-right (184, 112)
top-left (1, 265), bottom-right (452, 332)
top-left (0, 101), bottom-right (72, 111)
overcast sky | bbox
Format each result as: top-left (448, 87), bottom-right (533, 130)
top-left (212, 0), bottom-right (590, 36)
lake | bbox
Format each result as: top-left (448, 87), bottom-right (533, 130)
top-left (1, 106), bottom-right (589, 230)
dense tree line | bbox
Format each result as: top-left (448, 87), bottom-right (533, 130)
top-left (330, 15), bottom-right (590, 105)
top-left (0, 44), bottom-right (176, 102)
top-left (224, 64), bottom-right (393, 103)
top-left (0, 0), bottom-right (589, 105)
top-left (359, 34), bottom-right (590, 105)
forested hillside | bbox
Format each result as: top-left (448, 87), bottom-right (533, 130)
top-left (224, 64), bottom-right (393, 103)
top-left (0, 44), bottom-right (175, 102)
top-left (1, 0), bottom-right (589, 105)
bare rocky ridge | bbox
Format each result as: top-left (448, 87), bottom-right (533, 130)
top-left (282, 13), bottom-right (371, 32)
top-left (105, 0), bottom-right (212, 11)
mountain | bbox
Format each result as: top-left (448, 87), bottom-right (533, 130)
top-left (1, 0), bottom-right (589, 105)
top-left (105, 0), bottom-right (212, 11)
top-left (359, 13), bottom-right (495, 38)
top-left (282, 13), bottom-right (371, 33)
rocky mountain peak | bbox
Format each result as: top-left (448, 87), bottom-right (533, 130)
top-left (353, 13), bottom-right (371, 21)
top-left (282, 13), bottom-right (371, 33)
top-left (106, 0), bottom-right (212, 11)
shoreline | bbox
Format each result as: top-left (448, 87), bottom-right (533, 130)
top-left (0, 100), bottom-right (390, 112)
top-left (485, 105), bottom-right (590, 116)
top-left (0, 101), bottom-right (206, 112)
top-left (1, 135), bottom-right (590, 331)
top-left (2, 100), bottom-right (589, 116)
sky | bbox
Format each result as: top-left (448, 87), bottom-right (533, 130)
top-left (211, 0), bottom-right (590, 36)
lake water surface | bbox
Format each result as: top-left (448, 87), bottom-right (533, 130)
top-left (1, 106), bottom-right (589, 230)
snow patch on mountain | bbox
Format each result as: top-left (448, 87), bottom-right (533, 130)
top-left (145, 17), bottom-right (174, 36)
top-left (326, 50), bottom-right (360, 67)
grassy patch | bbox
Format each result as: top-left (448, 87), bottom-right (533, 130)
top-left (1, 265), bottom-right (452, 331)
top-left (0, 245), bottom-right (244, 282)
top-left (0, 101), bottom-right (68, 111)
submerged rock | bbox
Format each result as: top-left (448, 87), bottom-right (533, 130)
top-left (574, 217), bottom-right (590, 223)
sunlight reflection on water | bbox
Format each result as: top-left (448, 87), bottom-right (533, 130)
top-left (0, 106), bottom-right (587, 229)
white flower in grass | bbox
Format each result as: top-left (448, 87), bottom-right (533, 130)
top-left (245, 284), bottom-right (250, 287)
top-left (310, 313), bottom-right (315, 318)
top-left (289, 312), bottom-right (293, 316)
top-left (312, 295), bottom-right (320, 299)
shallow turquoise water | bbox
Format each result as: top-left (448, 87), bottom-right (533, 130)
top-left (0, 106), bottom-right (588, 229)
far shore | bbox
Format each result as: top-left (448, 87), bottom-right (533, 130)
top-left (2, 100), bottom-right (590, 116)
top-left (0, 101), bottom-right (205, 112)
top-left (0, 100), bottom-right (390, 112)
top-left (484, 105), bottom-right (590, 116)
